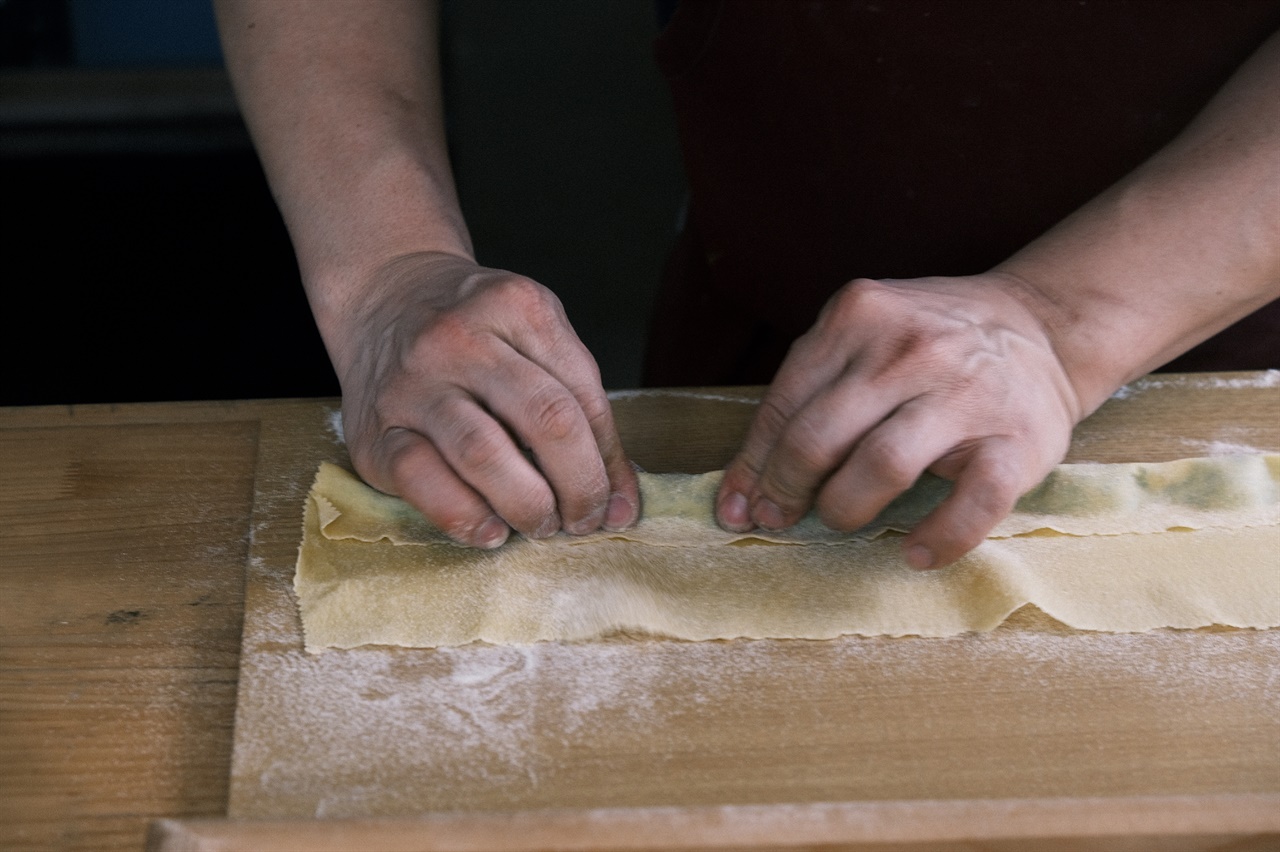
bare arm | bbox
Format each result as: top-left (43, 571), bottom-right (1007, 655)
top-left (719, 30), bottom-right (1280, 568)
top-left (215, 0), bottom-right (639, 545)
top-left (215, 0), bottom-right (469, 303)
top-left (998, 29), bottom-right (1280, 407)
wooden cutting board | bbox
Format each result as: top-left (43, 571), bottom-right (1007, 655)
top-left (213, 376), bottom-right (1280, 848)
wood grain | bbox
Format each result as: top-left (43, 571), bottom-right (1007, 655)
top-left (149, 795), bottom-right (1280, 852)
top-left (0, 406), bottom-right (269, 852)
top-left (2, 377), bottom-right (1278, 852)
top-left (227, 376), bottom-right (1279, 839)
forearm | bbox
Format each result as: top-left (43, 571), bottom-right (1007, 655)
top-left (997, 30), bottom-right (1280, 414)
top-left (214, 0), bottom-right (470, 355)
top-left (216, 0), bottom-right (640, 543)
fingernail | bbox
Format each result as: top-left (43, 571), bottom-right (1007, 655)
top-left (566, 505), bottom-right (606, 536)
top-left (752, 498), bottom-right (787, 531)
top-left (532, 512), bottom-right (561, 540)
top-left (475, 516), bottom-right (510, 549)
top-left (905, 544), bottom-right (935, 570)
top-left (718, 491), bottom-right (752, 531)
top-left (604, 492), bottom-right (636, 530)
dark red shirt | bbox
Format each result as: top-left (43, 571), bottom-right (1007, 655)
top-left (644, 0), bottom-right (1280, 385)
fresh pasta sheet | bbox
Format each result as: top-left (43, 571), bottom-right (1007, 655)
top-left (296, 456), bottom-right (1280, 650)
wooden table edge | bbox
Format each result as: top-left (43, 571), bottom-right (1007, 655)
top-left (147, 793), bottom-right (1280, 851)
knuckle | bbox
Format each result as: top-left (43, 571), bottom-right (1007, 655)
top-left (579, 394), bottom-right (614, 434)
top-left (824, 278), bottom-right (888, 326)
top-left (759, 470), bottom-right (807, 507)
top-left (494, 275), bottom-right (561, 320)
top-left (350, 442), bottom-right (388, 490)
top-left (414, 311), bottom-right (476, 360)
top-left (452, 421), bottom-right (510, 476)
top-left (350, 451), bottom-right (389, 497)
top-left (581, 402), bottom-right (624, 465)
top-left (382, 437), bottom-right (428, 491)
top-left (754, 394), bottom-right (799, 441)
top-left (781, 328), bottom-right (820, 363)
top-left (526, 388), bottom-right (583, 444)
top-left (569, 349), bottom-right (605, 386)
top-left (355, 426), bottom-right (415, 492)
top-left (781, 416), bottom-right (841, 479)
top-left (858, 435), bottom-right (920, 491)
top-left (975, 453), bottom-right (1025, 501)
top-left (972, 469), bottom-right (1021, 519)
top-left (720, 459), bottom-right (760, 497)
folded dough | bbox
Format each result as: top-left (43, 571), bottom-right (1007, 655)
top-left (295, 457), bottom-right (1280, 651)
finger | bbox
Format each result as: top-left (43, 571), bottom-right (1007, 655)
top-left (471, 350), bottom-right (615, 535)
top-left (812, 396), bottom-right (959, 533)
top-left (372, 427), bottom-right (511, 549)
top-left (902, 439), bottom-right (1037, 570)
top-left (524, 360), bottom-right (641, 532)
top-left (542, 346), bottom-right (639, 531)
top-left (583, 392), bottom-right (640, 531)
top-left (715, 336), bottom-right (847, 531)
top-left (418, 389), bottom-right (562, 539)
top-left (499, 294), bottom-right (639, 532)
top-left (716, 391), bottom-right (795, 531)
top-left (748, 372), bottom-right (917, 530)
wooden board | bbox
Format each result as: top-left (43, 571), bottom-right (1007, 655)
top-left (223, 377), bottom-right (1280, 843)
top-left (151, 795), bottom-right (1280, 852)
top-left (0, 401), bottom-right (273, 852)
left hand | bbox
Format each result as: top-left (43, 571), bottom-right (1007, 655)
top-left (715, 273), bottom-right (1084, 569)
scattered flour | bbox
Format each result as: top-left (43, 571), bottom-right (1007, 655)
top-left (1181, 438), bottom-right (1270, 456)
top-left (1175, 423), bottom-right (1273, 457)
top-left (229, 376), bottom-right (1279, 819)
top-left (607, 389), bottom-right (759, 405)
top-left (1111, 369), bottom-right (1280, 399)
top-left (232, 622), bottom-right (1280, 819)
top-left (326, 408), bottom-right (345, 445)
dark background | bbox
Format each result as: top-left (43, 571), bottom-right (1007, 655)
top-left (1, 0), bottom-right (686, 406)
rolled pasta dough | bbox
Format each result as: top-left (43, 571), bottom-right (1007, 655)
top-left (295, 456), bottom-right (1280, 651)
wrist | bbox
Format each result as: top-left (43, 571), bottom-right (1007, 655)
top-left (309, 250), bottom-right (480, 387)
top-left (989, 171), bottom-right (1217, 417)
top-left (983, 266), bottom-right (1128, 419)
top-left (290, 141), bottom-right (475, 305)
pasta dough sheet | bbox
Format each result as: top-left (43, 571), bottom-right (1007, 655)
top-left (296, 457), bottom-right (1280, 651)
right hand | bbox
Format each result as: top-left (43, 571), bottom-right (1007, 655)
top-left (714, 274), bottom-right (1083, 570)
top-left (330, 251), bottom-right (639, 548)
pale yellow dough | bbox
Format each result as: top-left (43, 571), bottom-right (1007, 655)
top-left (295, 457), bottom-right (1280, 651)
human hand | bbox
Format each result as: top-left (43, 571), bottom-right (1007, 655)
top-left (332, 252), bottom-right (639, 548)
top-left (715, 274), bottom-right (1084, 568)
